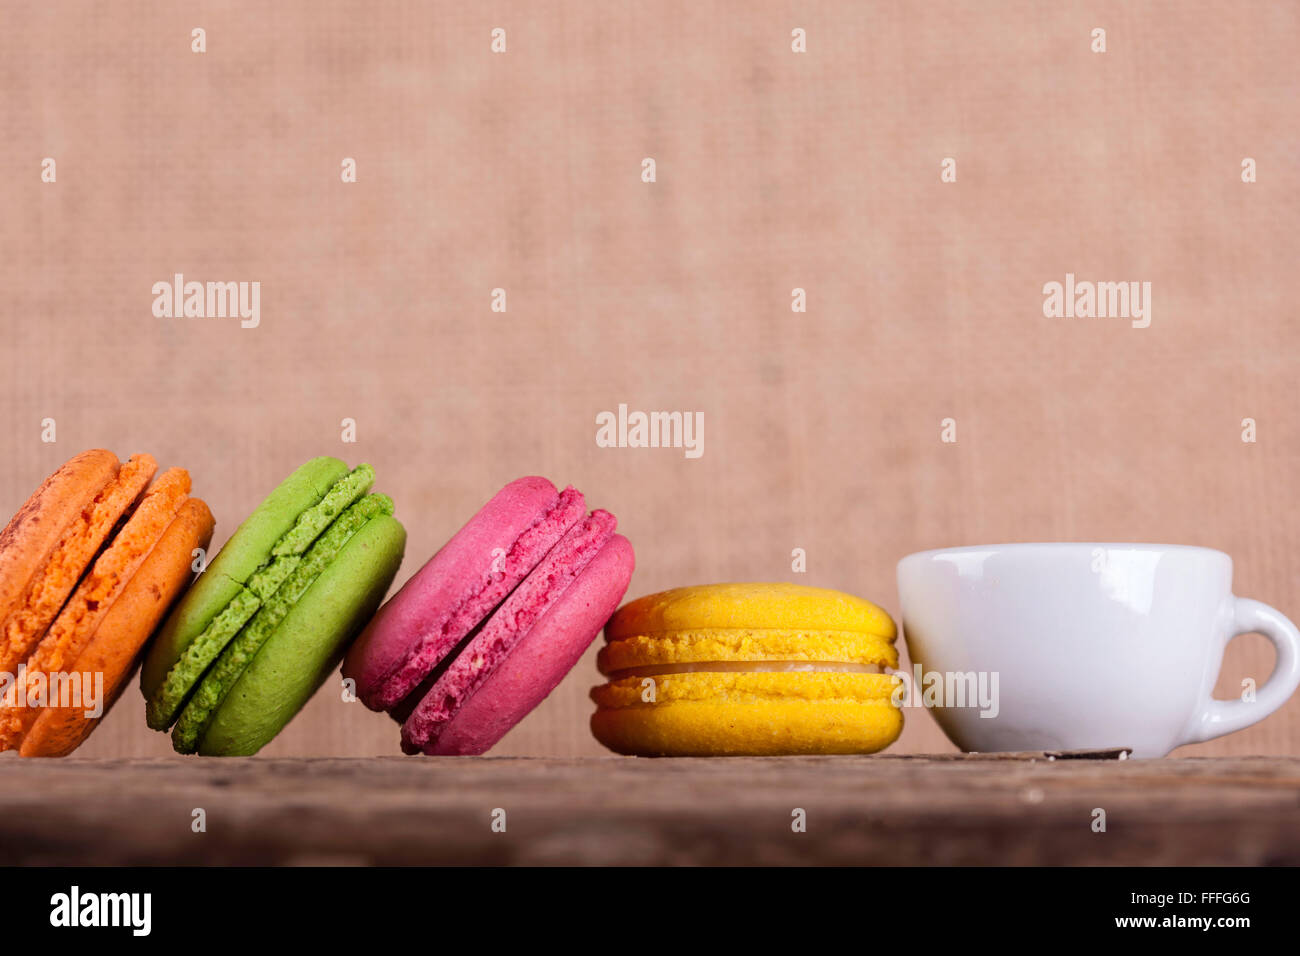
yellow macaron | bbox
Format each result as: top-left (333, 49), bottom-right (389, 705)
top-left (590, 582), bottom-right (903, 756)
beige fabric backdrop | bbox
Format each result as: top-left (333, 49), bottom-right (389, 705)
top-left (1, 1), bottom-right (1297, 758)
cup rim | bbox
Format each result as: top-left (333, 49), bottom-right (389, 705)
top-left (898, 542), bottom-right (1231, 568)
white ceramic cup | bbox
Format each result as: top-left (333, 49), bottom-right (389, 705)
top-left (896, 544), bottom-right (1300, 757)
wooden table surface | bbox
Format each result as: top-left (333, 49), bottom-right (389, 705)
top-left (2, 754), bottom-right (1297, 866)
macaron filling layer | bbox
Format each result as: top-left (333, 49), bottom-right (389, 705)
top-left (605, 660), bottom-right (884, 679)
top-left (591, 670), bottom-right (903, 708)
top-left (171, 493), bottom-right (394, 752)
top-left (366, 486), bottom-right (586, 711)
top-left (425, 530), bottom-right (634, 756)
top-left (145, 464), bottom-right (374, 730)
top-left (400, 509), bottom-right (618, 753)
top-left (271, 465), bottom-right (377, 557)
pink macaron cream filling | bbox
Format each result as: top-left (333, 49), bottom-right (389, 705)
top-left (344, 478), bottom-right (584, 710)
top-left (344, 475), bottom-right (635, 756)
top-left (428, 532), bottom-right (634, 755)
top-left (400, 510), bottom-right (620, 754)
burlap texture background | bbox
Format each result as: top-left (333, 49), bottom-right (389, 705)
top-left (1, 1), bottom-right (1297, 757)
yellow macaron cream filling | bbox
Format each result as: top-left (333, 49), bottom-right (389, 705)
top-left (592, 670), bottom-right (901, 708)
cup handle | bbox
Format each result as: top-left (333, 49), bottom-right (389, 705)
top-left (1180, 597), bottom-right (1300, 746)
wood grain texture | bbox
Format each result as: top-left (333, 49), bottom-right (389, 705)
top-left (1, 755), bottom-right (1297, 865)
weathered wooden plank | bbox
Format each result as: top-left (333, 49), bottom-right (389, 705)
top-left (1, 755), bottom-right (1296, 865)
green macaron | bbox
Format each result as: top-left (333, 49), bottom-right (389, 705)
top-left (140, 457), bottom-right (406, 755)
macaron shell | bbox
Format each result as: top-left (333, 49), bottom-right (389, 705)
top-left (344, 476), bottom-right (584, 712)
top-left (0, 467), bottom-right (191, 750)
top-left (19, 498), bottom-right (214, 757)
top-left (590, 671), bottom-right (904, 756)
top-left (198, 513), bottom-right (406, 756)
top-left (0, 454), bottom-right (155, 677)
top-left (140, 456), bottom-right (350, 702)
top-left (427, 532), bottom-right (634, 755)
top-left (0, 449), bottom-right (119, 614)
top-left (591, 695), bottom-right (903, 757)
top-left (607, 582), bottom-right (897, 641)
top-left (593, 669), bottom-right (901, 707)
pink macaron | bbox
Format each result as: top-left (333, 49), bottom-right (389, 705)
top-left (343, 477), bottom-right (634, 755)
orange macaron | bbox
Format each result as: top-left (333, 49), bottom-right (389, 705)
top-left (0, 449), bottom-right (213, 756)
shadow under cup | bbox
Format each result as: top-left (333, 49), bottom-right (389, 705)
top-left (896, 544), bottom-right (1300, 758)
